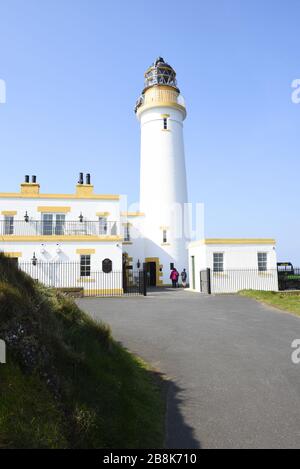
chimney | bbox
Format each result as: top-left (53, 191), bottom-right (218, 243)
top-left (21, 174), bottom-right (40, 195)
top-left (76, 172), bottom-right (94, 197)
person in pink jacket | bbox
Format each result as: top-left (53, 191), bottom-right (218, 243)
top-left (170, 268), bottom-right (179, 288)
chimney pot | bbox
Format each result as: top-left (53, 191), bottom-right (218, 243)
top-left (32, 175), bottom-right (36, 183)
top-left (78, 172), bottom-right (84, 184)
top-left (86, 173), bottom-right (91, 185)
top-left (25, 175), bottom-right (30, 183)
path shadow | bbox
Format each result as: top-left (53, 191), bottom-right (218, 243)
top-left (165, 380), bottom-right (201, 449)
top-left (116, 342), bottom-right (201, 449)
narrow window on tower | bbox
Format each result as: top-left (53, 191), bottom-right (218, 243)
top-left (163, 117), bottom-right (168, 130)
top-left (163, 229), bottom-right (167, 243)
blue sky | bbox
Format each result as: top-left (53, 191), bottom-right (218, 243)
top-left (1, 0), bottom-right (300, 263)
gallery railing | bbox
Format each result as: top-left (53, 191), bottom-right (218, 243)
top-left (0, 220), bottom-right (120, 237)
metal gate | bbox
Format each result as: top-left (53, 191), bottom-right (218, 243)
top-left (200, 268), bottom-right (211, 294)
top-left (123, 268), bottom-right (147, 296)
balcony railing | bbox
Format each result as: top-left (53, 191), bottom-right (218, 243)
top-left (0, 220), bottom-right (120, 237)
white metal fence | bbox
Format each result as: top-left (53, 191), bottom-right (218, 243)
top-left (210, 269), bottom-right (279, 294)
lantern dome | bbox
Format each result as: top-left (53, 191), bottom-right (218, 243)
top-left (143, 57), bottom-right (179, 91)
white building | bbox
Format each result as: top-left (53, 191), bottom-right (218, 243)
top-left (188, 239), bottom-right (278, 293)
top-left (0, 57), bottom-right (278, 294)
top-left (0, 175), bottom-right (124, 295)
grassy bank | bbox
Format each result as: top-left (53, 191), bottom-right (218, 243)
top-left (0, 255), bottom-right (165, 448)
top-left (239, 290), bottom-right (300, 317)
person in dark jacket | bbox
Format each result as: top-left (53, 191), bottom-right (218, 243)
top-left (181, 268), bottom-right (187, 288)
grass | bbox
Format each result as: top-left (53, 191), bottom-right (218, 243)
top-left (0, 254), bottom-right (165, 448)
top-left (239, 290), bottom-right (300, 317)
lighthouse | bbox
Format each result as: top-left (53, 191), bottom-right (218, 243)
top-left (135, 57), bottom-right (189, 285)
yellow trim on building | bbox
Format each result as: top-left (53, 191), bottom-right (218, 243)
top-left (76, 248), bottom-right (96, 255)
top-left (1, 211), bottom-right (17, 216)
top-left (96, 212), bottom-right (110, 217)
top-left (160, 225), bottom-right (169, 230)
top-left (137, 102), bottom-right (186, 117)
top-left (161, 113), bottom-right (170, 117)
top-left (0, 235), bottom-right (122, 242)
top-left (137, 86), bottom-right (186, 117)
top-left (2, 251), bottom-right (22, 258)
top-left (76, 184), bottom-right (94, 197)
top-left (0, 192), bottom-right (120, 200)
top-left (37, 206), bottom-right (71, 213)
top-left (76, 278), bottom-right (96, 283)
top-left (189, 238), bottom-right (276, 248)
top-left (20, 183), bottom-right (40, 195)
top-left (121, 211), bottom-right (145, 217)
top-left (145, 257), bottom-right (163, 286)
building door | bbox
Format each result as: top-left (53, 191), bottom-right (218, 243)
top-left (146, 262), bottom-right (157, 286)
top-left (191, 256), bottom-right (195, 290)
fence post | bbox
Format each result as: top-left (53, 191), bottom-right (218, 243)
top-left (207, 268), bottom-right (211, 294)
top-left (143, 267), bottom-right (147, 296)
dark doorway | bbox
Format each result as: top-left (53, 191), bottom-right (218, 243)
top-left (146, 262), bottom-right (157, 286)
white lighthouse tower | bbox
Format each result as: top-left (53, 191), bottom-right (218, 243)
top-left (135, 57), bottom-right (189, 285)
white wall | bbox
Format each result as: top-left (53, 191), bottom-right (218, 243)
top-left (205, 244), bottom-right (277, 271)
top-left (125, 214), bottom-right (189, 284)
top-left (122, 217), bottom-right (145, 271)
top-left (0, 241), bottom-right (122, 269)
top-left (188, 244), bottom-right (206, 291)
top-left (0, 197), bottom-right (120, 226)
top-left (188, 242), bottom-right (278, 293)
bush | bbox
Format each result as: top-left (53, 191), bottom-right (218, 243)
top-left (0, 255), bottom-right (164, 448)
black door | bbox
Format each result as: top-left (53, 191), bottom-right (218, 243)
top-left (147, 262), bottom-right (156, 286)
